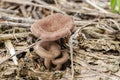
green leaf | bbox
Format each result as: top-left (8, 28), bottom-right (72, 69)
top-left (110, 0), bottom-right (117, 12)
top-left (118, 0), bottom-right (120, 13)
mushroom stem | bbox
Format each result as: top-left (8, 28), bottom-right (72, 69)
top-left (44, 58), bottom-right (51, 69)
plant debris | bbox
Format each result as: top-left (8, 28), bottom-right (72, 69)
top-left (0, 0), bottom-right (120, 80)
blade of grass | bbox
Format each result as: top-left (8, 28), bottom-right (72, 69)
top-left (110, 0), bottom-right (117, 12)
top-left (118, 0), bottom-right (120, 13)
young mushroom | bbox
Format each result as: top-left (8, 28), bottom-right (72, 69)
top-left (31, 13), bottom-right (75, 70)
top-left (34, 40), bottom-right (61, 69)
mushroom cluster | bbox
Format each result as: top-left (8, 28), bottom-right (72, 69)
top-left (31, 13), bottom-right (75, 70)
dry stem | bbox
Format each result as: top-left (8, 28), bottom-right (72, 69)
top-left (0, 32), bottom-right (31, 41)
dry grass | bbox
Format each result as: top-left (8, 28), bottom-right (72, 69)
top-left (0, 0), bottom-right (120, 80)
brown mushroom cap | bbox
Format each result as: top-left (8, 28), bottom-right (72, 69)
top-left (34, 40), bottom-right (61, 59)
top-left (31, 13), bottom-right (75, 41)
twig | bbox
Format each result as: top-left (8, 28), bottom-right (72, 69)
top-left (64, 9), bottom-right (120, 19)
top-left (12, 29), bottom-right (19, 42)
top-left (20, 6), bottom-right (28, 18)
top-left (74, 20), bottom-right (97, 25)
top-left (5, 40), bottom-right (18, 65)
top-left (0, 32), bottom-right (31, 41)
top-left (69, 36), bottom-right (74, 80)
top-left (69, 26), bottom-right (83, 80)
top-left (0, 8), bottom-right (19, 14)
top-left (0, 21), bottom-right (31, 28)
top-left (0, 15), bottom-right (87, 27)
top-left (2, 0), bottom-right (66, 14)
top-left (0, 14), bottom-right (36, 23)
top-left (85, 0), bottom-right (109, 14)
top-left (109, 19), bottom-right (120, 30)
top-left (0, 41), bottom-right (38, 65)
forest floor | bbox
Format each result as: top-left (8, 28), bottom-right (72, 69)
top-left (0, 0), bottom-right (120, 80)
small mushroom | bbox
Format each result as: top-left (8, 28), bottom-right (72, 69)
top-left (34, 40), bottom-right (61, 69)
top-left (31, 13), bottom-right (75, 70)
top-left (34, 41), bottom-right (60, 59)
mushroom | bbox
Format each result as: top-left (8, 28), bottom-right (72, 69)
top-left (34, 40), bottom-right (61, 69)
top-left (31, 13), bottom-right (75, 70)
